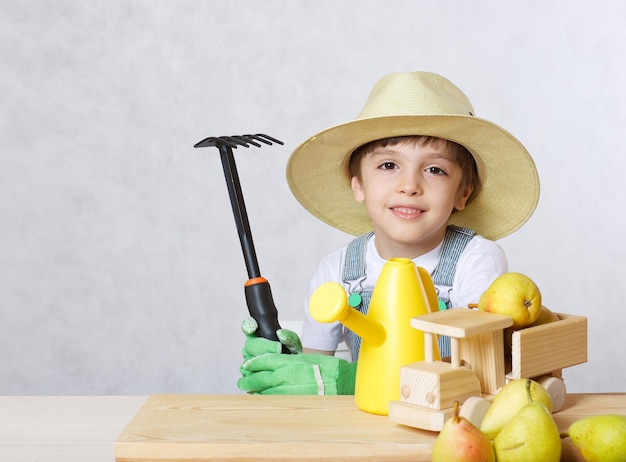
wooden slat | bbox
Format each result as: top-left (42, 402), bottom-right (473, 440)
top-left (388, 400), bottom-right (454, 432)
top-left (460, 330), bottom-right (507, 394)
top-left (510, 313), bottom-right (588, 379)
top-left (410, 308), bottom-right (512, 338)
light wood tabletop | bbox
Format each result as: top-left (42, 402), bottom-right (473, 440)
top-left (2, 393), bottom-right (625, 461)
top-left (116, 393), bottom-right (626, 461)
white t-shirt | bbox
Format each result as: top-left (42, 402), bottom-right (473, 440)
top-left (301, 234), bottom-right (508, 353)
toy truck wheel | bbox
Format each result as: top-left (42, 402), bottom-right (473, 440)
top-left (459, 396), bottom-right (491, 428)
top-left (539, 376), bottom-right (566, 412)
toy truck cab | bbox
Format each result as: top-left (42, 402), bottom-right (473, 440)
top-left (388, 307), bottom-right (587, 431)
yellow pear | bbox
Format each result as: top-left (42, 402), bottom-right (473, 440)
top-left (432, 401), bottom-right (495, 462)
top-left (480, 378), bottom-right (552, 439)
top-left (493, 380), bottom-right (561, 462)
top-left (478, 272), bottom-right (542, 328)
top-left (561, 414), bottom-right (626, 462)
top-left (527, 305), bottom-right (560, 327)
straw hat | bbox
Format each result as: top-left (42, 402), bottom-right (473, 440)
top-left (286, 71), bottom-right (539, 241)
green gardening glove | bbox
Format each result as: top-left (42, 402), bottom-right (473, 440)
top-left (238, 317), bottom-right (356, 395)
top-left (240, 316), bottom-right (303, 363)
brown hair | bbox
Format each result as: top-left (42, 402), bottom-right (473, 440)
top-left (347, 136), bottom-right (481, 208)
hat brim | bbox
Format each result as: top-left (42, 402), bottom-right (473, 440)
top-left (286, 114), bottom-right (539, 241)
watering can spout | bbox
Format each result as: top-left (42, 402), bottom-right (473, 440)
top-left (310, 282), bottom-right (386, 346)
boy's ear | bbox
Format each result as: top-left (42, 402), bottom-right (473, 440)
top-left (454, 184), bottom-right (474, 211)
top-left (351, 176), bottom-right (365, 203)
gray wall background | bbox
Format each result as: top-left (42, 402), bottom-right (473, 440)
top-left (2, 1), bottom-right (625, 395)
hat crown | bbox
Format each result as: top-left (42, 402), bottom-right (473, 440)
top-left (357, 72), bottom-right (475, 120)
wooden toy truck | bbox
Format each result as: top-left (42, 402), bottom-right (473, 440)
top-left (388, 307), bottom-right (588, 431)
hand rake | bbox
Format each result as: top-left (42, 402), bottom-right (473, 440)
top-left (194, 134), bottom-right (286, 344)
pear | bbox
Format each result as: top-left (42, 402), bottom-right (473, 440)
top-left (494, 379), bottom-right (561, 462)
top-left (480, 378), bottom-right (552, 439)
top-left (478, 272), bottom-right (542, 328)
top-left (432, 401), bottom-right (495, 462)
top-left (528, 305), bottom-right (560, 327)
top-left (561, 414), bottom-right (626, 462)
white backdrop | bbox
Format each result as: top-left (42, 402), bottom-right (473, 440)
top-left (1, 1), bottom-right (625, 395)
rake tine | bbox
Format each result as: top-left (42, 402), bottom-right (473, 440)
top-left (254, 134), bottom-right (284, 145)
top-left (222, 136), bottom-right (251, 148)
top-left (192, 136), bottom-right (216, 148)
top-left (241, 134), bottom-right (270, 146)
top-left (193, 136), bottom-right (239, 149)
top-left (237, 135), bottom-right (262, 147)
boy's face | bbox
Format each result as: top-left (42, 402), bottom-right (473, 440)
top-left (351, 139), bottom-right (473, 259)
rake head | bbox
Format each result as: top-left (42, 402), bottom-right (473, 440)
top-left (194, 133), bottom-right (283, 150)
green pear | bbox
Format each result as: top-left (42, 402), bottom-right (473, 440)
top-left (480, 378), bottom-right (552, 439)
top-left (494, 380), bottom-right (561, 462)
top-left (432, 401), bottom-right (495, 462)
top-left (561, 414), bottom-right (626, 462)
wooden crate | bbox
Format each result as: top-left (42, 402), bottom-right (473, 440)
top-left (509, 313), bottom-right (588, 380)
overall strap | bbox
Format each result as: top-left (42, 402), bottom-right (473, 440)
top-left (432, 225), bottom-right (477, 306)
top-left (431, 224), bottom-right (476, 357)
top-left (342, 232), bottom-right (374, 362)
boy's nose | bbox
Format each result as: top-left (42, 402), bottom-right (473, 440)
top-left (398, 172), bottom-right (422, 196)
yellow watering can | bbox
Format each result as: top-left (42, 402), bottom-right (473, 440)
top-left (309, 257), bottom-right (440, 415)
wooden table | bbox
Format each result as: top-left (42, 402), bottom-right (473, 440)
top-left (1, 394), bottom-right (624, 461)
top-left (115, 393), bottom-right (626, 461)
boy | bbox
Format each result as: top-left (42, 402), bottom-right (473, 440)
top-left (238, 71), bottom-right (539, 395)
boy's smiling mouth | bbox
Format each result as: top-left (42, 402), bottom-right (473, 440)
top-left (390, 206), bottom-right (425, 219)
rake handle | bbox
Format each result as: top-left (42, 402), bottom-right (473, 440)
top-left (244, 277), bottom-right (282, 342)
top-left (219, 144), bottom-right (261, 279)
top-left (218, 144), bottom-right (281, 342)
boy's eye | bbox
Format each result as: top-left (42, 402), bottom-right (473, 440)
top-left (378, 162), bottom-right (397, 170)
top-left (426, 166), bottom-right (447, 175)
